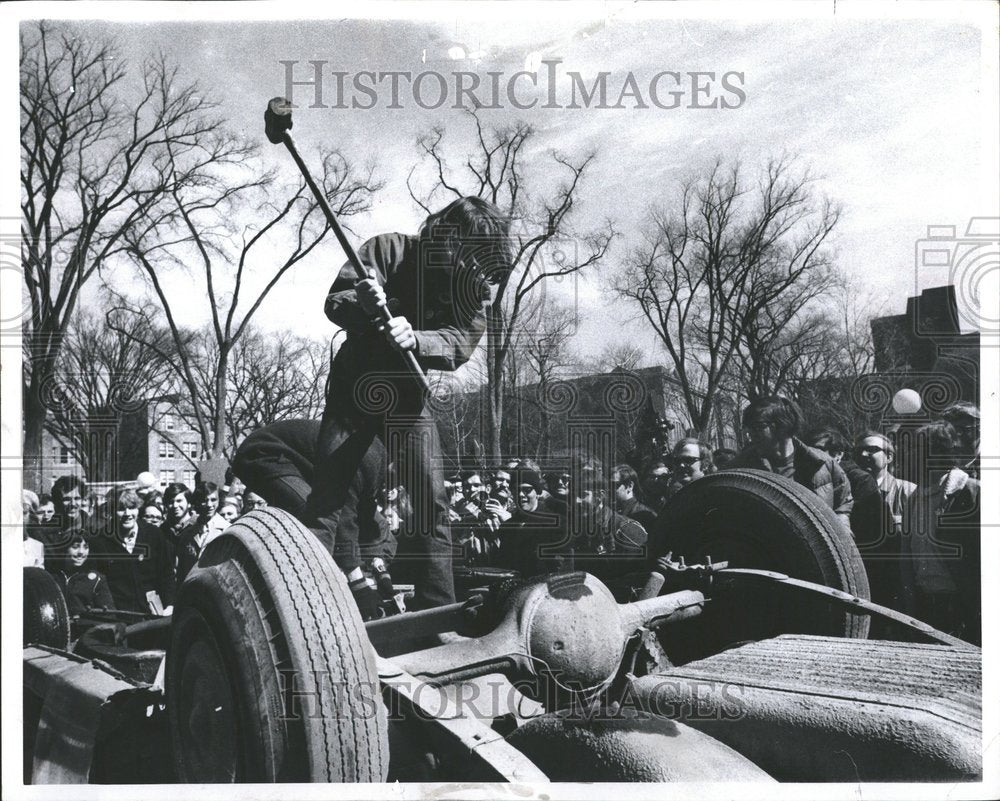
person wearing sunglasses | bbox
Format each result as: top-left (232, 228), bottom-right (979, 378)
top-left (612, 464), bottom-right (657, 532)
top-left (666, 439), bottom-right (713, 493)
top-left (854, 432), bottom-right (916, 525)
top-left (849, 431), bottom-right (917, 624)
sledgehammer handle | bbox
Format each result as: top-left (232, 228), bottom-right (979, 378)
top-left (266, 99), bottom-right (430, 393)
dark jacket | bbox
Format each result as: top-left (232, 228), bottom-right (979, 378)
top-left (494, 507), bottom-right (566, 576)
top-left (325, 233), bottom-right (490, 377)
top-left (90, 522), bottom-right (175, 614)
top-left (174, 518), bottom-right (211, 585)
top-left (233, 418), bottom-right (318, 485)
top-left (731, 438), bottom-right (854, 518)
top-left (48, 564), bottom-right (115, 615)
top-left (618, 497), bottom-right (658, 533)
top-left (495, 504), bottom-right (648, 592)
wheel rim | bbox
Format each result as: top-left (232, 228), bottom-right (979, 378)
top-left (174, 612), bottom-right (240, 782)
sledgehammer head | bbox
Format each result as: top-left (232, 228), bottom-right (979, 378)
top-left (264, 97), bottom-right (293, 144)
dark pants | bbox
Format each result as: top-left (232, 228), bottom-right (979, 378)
top-left (234, 418), bottom-right (394, 575)
top-left (307, 388), bottom-right (455, 610)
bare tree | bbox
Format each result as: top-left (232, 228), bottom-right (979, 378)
top-left (43, 304), bottom-right (177, 480)
top-left (429, 367), bottom-right (485, 466)
top-left (20, 22), bottom-right (247, 490)
top-left (590, 342), bottom-right (646, 374)
top-left (108, 148), bottom-right (382, 462)
top-left (517, 299), bottom-right (578, 459)
top-left (612, 157), bottom-right (841, 436)
top-left (788, 277), bottom-right (883, 435)
top-left (225, 329), bottom-right (331, 452)
top-left (408, 111), bottom-right (615, 459)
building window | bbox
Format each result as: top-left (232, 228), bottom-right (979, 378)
top-left (163, 414), bottom-right (175, 431)
top-left (185, 441), bottom-right (199, 459)
top-left (183, 469), bottom-right (197, 487)
top-left (158, 440), bottom-right (175, 459)
top-left (160, 469), bottom-right (175, 484)
top-left (59, 446), bottom-right (70, 465)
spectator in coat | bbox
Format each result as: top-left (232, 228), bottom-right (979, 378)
top-left (850, 431), bottom-right (917, 620)
top-left (46, 529), bottom-right (115, 615)
top-left (499, 462), bottom-right (647, 598)
top-left (612, 464), bottom-right (657, 532)
top-left (488, 466), bottom-right (516, 514)
top-left (641, 459), bottom-right (674, 517)
top-left (809, 428), bottom-right (879, 539)
top-left (35, 493), bottom-right (56, 524)
top-left (89, 488), bottom-right (175, 615)
top-left (712, 447), bottom-right (738, 470)
top-left (731, 396), bottom-right (853, 525)
top-left (567, 467), bottom-right (649, 597)
top-left (140, 500), bottom-right (164, 528)
top-left (941, 402), bottom-right (980, 479)
top-left (161, 482), bottom-right (194, 547)
top-left (174, 482), bottom-right (226, 583)
top-left (899, 421), bottom-right (980, 644)
top-left (495, 461), bottom-right (566, 577)
top-left (663, 439), bottom-right (714, 502)
top-left (43, 475), bottom-right (89, 555)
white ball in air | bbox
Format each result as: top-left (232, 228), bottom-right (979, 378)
top-left (892, 388), bottom-right (922, 414)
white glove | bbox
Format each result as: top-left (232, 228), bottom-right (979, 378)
top-left (940, 467), bottom-right (969, 496)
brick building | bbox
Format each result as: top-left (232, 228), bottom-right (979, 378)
top-left (37, 397), bottom-right (203, 493)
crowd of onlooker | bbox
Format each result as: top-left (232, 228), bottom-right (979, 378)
top-left (22, 471), bottom-right (268, 617)
top-left (434, 396), bottom-right (982, 644)
top-left (22, 395), bottom-right (981, 644)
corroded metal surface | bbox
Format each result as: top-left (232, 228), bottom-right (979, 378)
top-left (507, 709), bottom-right (775, 782)
top-left (23, 646), bottom-right (157, 783)
top-left (631, 635), bottom-right (982, 781)
top-left (389, 572), bottom-right (704, 691)
top-left (377, 656), bottom-right (548, 782)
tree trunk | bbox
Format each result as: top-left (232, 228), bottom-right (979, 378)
top-left (211, 348), bottom-right (230, 459)
top-left (23, 383), bottom-right (47, 494)
top-left (485, 309), bottom-right (504, 462)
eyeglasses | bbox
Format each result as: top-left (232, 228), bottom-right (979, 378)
top-left (546, 474), bottom-right (571, 484)
top-left (856, 446), bottom-right (884, 456)
top-left (672, 456), bottom-right (701, 467)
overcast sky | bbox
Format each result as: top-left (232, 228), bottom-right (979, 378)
top-left (22, 5), bottom-right (999, 371)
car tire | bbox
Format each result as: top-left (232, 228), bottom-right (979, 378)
top-left (23, 567), bottom-right (70, 649)
top-left (166, 509), bottom-right (389, 782)
top-left (655, 469), bottom-right (870, 641)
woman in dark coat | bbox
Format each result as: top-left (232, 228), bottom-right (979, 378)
top-left (47, 529), bottom-right (115, 615)
top-left (89, 488), bottom-right (175, 615)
